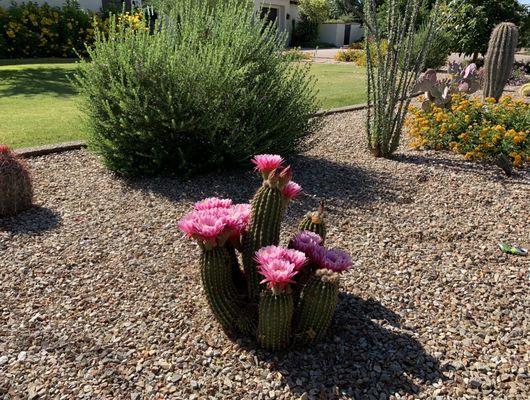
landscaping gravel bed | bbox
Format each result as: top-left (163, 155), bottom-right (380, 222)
top-left (1, 111), bottom-right (529, 400)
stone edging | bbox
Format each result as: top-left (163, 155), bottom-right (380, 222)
top-left (15, 141), bottom-right (87, 158)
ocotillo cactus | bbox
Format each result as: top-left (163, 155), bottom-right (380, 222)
top-left (483, 23), bottom-right (519, 101)
top-left (299, 201), bottom-right (327, 241)
top-left (294, 269), bottom-right (340, 345)
top-left (0, 145), bottom-right (33, 217)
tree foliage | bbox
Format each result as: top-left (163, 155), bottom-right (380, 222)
top-left (298, 0), bottom-right (330, 23)
top-left (444, 0), bottom-right (528, 57)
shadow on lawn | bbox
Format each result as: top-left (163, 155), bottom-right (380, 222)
top-left (126, 154), bottom-right (403, 220)
top-left (0, 67), bottom-right (76, 97)
top-left (256, 294), bottom-right (445, 400)
top-left (0, 206), bottom-right (61, 234)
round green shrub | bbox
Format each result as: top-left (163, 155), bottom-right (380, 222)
top-left (73, 0), bottom-right (319, 176)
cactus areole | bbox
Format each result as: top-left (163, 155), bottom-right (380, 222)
top-left (483, 22), bottom-right (519, 101)
top-left (178, 155), bottom-right (353, 349)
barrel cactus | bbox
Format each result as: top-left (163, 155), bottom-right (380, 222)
top-left (0, 145), bottom-right (33, 217)
top-left (178, 155), bottom-right (353, 350)
top-left (483, 22), bottom-right (519, 101)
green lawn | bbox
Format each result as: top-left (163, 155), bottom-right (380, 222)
top-left (309, 63), bottom-right (367, 109)
top-left (0, 59), bottom-right (366, 149)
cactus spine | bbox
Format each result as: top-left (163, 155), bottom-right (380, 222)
top-left (483, 23), bottom-right (519, 101)
top-left (200, 247), bottom-right (255, 336)
top-left (257, 290), bottom-right (293, 350)
top-left (242, 185), bottom-right (283, 300)
top-left (299, 202), bottom-right (326, 241)
top-left (295, 269), bottom-right (339, 345)
top-left (0, 145), bottom-right (33, 217)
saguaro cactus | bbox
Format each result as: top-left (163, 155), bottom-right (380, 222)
top-left (483, 22), bottom-right (519, 101)
top-left (0, 145), bottom-right (33, 217)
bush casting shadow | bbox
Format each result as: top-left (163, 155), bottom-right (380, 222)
top-left (0, 67), bottom-right (77, 97)
top-left (0, 206), bottom-right (61, 234)
top-left (256, 294), bottom-right (445, 399)
top-left (124, 154), bottom-right (403, 221)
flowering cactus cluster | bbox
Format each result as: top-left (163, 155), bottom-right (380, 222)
top-left (413, 63), bottom-right (482, 111)
top-left (0, 145), bottom-right (33, 217)
top-left (179, 155), bottom-right (352, 350)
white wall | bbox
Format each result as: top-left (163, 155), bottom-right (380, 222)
top-left (0, 0), bottom-right (102, 11)
top-left (318, 23), bottom-right (364, 47)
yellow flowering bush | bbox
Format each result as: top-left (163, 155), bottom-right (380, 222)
top-left (0, 1), bottom-right (146, 58)
top-left (406, 95), bottom-right (530, 171)
top-left (334, 40), bottom-right (388, 66)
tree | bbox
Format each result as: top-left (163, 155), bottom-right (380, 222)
top-left (298, 0), bottom-right (330, 23)
top-left (444, 0), bottom-right (527, 58)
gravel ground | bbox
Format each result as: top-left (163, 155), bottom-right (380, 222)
top-left (1, 111), bottom-right (529, 400)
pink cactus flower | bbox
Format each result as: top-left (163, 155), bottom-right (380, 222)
top-left (224, 203), bottom-right (252, 235)
top-left (255, 246), bottom-right (307, 274)
top-left (191, 209), bottom-right (227, 243)
top-left (177, 213), bottom-right (197, 237)
top-left (255, 245), bottom-right (286, 265)
top-left (290, 231), bottom-right (323, 254)
top-left (258, 259), bottom-right (298, 290)
top-left (282, 181), bottom-right (302, 200)
top-left (316, 248), bottom-right (352, 273)
top-left (282, 248), bottom-right (307, 271)
top-left (251, 154), bottom-right (284, 176)
top-left (194, 197), bottom-right (233, 211)
top-left (179, 200), bottom-right (252, 247)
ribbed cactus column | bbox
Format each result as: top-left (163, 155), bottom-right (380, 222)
top-left (299, 202), bottom-right (327, 242)
top-left (201, 247), bottom-right (255, 336)
top-left (242, 185), bottom-right (283, 300)
top-left (257, 290), bottom-right (294, 350)
top-left (294, 269), bottom-right (339, 345)
top-left (0, 145), bottom-right (33, 217)
top-left (483, 22), bottom-right (519, 101)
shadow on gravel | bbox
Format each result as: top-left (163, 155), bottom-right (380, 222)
top-left (125, 154), bottom-right (403, 219)
top-left (257, 294), bottom-right (445, 400)
top-left (0, 207), bottom-right (61, 234)
top-left (393, 152), bottom-right (530, 182)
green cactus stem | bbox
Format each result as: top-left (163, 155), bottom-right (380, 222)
top-left (257, 290), bottom-right (293, 350)
top-left (201, 246), bottom-right (255, 336)
top-left (242, 185), bottom-right (283, 300)
top-left (294, 269), bottom-right (339, 346)
top-left (226, 243), bottom-right (247, 296)
top-left (299, 201), bottom-right (326, 242)
top-left (483, 22), bottom-right (519, 101)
